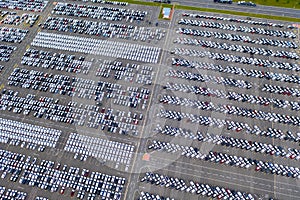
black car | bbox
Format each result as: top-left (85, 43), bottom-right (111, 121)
top-left (214, 0), bottom-right (233, 4)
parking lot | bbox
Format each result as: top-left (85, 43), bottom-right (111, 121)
top-left (130, 9), bottom-right (299, 200)
top-left (0, 0), bottom-right (299, 200)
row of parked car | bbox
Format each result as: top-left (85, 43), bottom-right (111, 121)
top-left (8, 68), bottom-right (93, 95)
top-left (32, 32), bottom-right (161, 63)
top-left (171, 57), bottom-right (300, 106)
top-left (182, 13), bottom-right (285, 28)
top-left (149, 140), bottom-right (300, 178)
top-left (86, 105), bottom-right (142, 136)
top-left (1, 13), bottom-right (39, 27)
top-left (0, 89), bottom-right (142, 135)
top-left (40, 17), bottom-right (165, 43)
top-left (166, 69), bottom-right (253, 89)
top-left (97, 59), bottom-right (154, 85)
top-left (22, 48), bottom-right (92, 74)
top-left (229, 90), bottom-right (300, 111)
top-left (164, 81), bottom-right (300, 112)
top-left (64, 132), bottom-right (134, 166)
top-left (262, 84), bottom-right (300, 97)
top-left (149, 140), bottom-right (250, 167)
top-left (172, 50), bottom-right (300, 73)
top-left (0, 27), bottom-right (28, 43)
top-left (0, 117), bottom-right (61, 148)
top-left (53, 2), bottom-right (147, 22)
top-left (177, 27), bottom-right (298, 49)
top-left (0, 0), bottom-right (48, 12)
top-left (174, 37), bottom-right (298, 60)
top-left (156, 123), bottom-right (300, 145)
top-left (160, 93), bottom-right (300, 126)
top-left (155, 125), bottom-right (300, 160)
top-left (87, 0), bottom-right (128, 6)
top-left (141, 172), bottom-right (258, 200)
top-left (0, 149), bottom-right (126, 200)
top-left (0, 11), bottom-right (9, 17)
top-left (171, 57), bottom-right (300, 85)
top-left (178, 18), bottom-right (296, 38)
top-left (35, 197), bottom-right (49, 200)
top-left (8, 66), bottom-right (150, 110)
top-left (21, 48), bottom-right (153, 104)
top-left (0, 45), bottom-right (16, 62)
top-left (0, 186), bottom-right (27, 200)
top-left (138, 191), bottom-right (174, 200)
top-left (157, 108), bottom-right (296, 140)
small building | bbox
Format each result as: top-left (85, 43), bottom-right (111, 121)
top-left (162, 7), bottom-right (171, 19)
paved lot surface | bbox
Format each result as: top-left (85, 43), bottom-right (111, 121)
top-left (0, 1), bottom-right (299, 200)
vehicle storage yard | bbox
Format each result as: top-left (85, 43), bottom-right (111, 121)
top-left (0, 0), bottom-right (299, 200)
